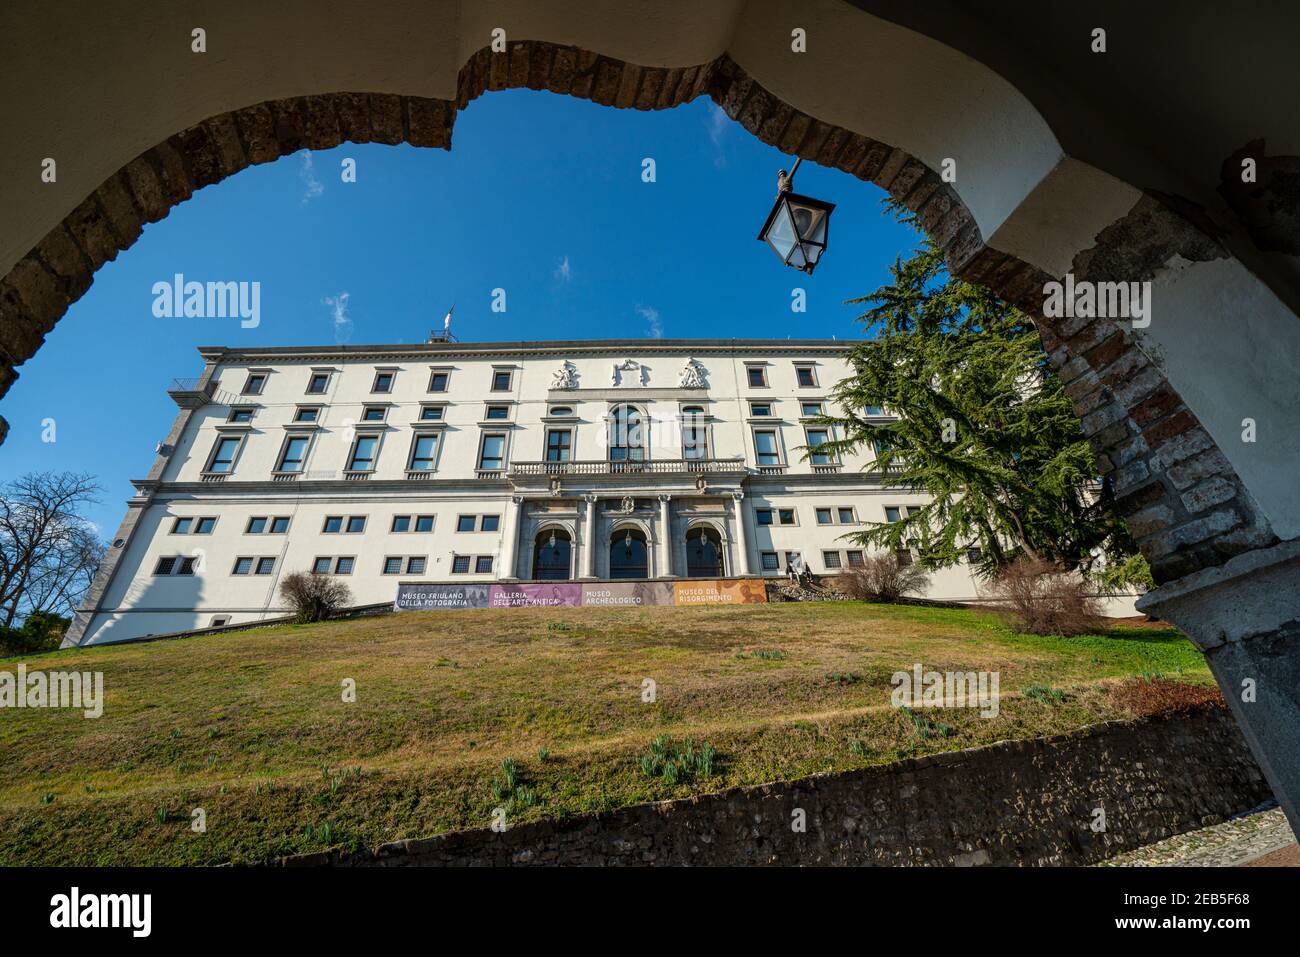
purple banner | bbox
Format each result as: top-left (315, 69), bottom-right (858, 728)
top-left (489, 583), bottom-right (584, 608)
top-left (581, 582), bottom-right (676, 607)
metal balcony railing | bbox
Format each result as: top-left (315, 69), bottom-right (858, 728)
top-left (167, 377), bottom-right (217, 409)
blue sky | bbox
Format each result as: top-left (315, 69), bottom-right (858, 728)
top-left (1, 89), bottom-right (919, 535)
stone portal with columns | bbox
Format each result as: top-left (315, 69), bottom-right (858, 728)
top-left (501, 485), bottom-right (754, 582)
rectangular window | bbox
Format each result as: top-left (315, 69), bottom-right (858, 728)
top-left (246, 517), bottom-right (267, 534)
top-left (837, 507), bottom-right (855, 524)
top-left (545, 429), bottom-right (572, 462)
top-left (747, 366), bottom-right (768, 388)
top-left (348, 435), bottom-right (379, 472)
top-left (361, 406), bottom-right (387, 422)
top-left (491, 370), bottom-right (512, 392)
top-left (681, 407), bottom-right (707, 460)
top-left (154, 556), bottom-right (177, 575)
top-left (323, 516), bottom-right (343, 533)
top-left (409, 433), bottom-right (440, 471)
top-left (195, 517), bottom-right (216, 534)
top-left (753, 430), bottom-right (781, 466)
top-left (796, 365), bottom-right (818, 387)
top-left (866, 405), bottom-right (885, 416)
top-left (335, 557), bottom-right (355, 575)
top-left (419, 405), bottom-right (444, 421)
top-left (415, 515), bottom-right (435, 533)
top-left (475, 556), bottom-right (494, 574)
top-left (428, 370), bottom-right (450, 392)
top-left (485, 405), bottom-right (510, 420)
top-left (176, 557), bottom-right (196, 576)
top-left (372, 371), bottom-right (394, 393)
top-left (206, 436), bottom-right (242, 474)
top-left (778, 509), bottom-right (796, 525)
top-left (294, 406), bottom-right (320, 423)
top-left (306, 372), bottom-right (330, 394)
top-left (172, 517), bottom-right (193, 534)
top-left (345, 516), bottom-right (366, 534)
top-left (749, 402), bottom-right (773, 417)
top-left (822, 551), bottom-right (842, 569)
top-left (800, 401), bottom-right (822, 417)
top-left (456, 515), bottom-right (476, 532)
top-left (816, 508), bottom-right (833, 525)
top-left (270, 516), bottom-right (290, 533)
top-left (451, 555), bottom-right (471, 574)
top-left (383, 556), bottom-right (403, 575)
top-left (277, 435), bottom-right (310, 473)
top-left (760, 551), bottom-right (780, 571)
top-left (312, 557), bottom-right (332, 574)
top-left (846, 550), bottom-right (865, 567)
top-left (895, 549), bottom-right (914, 567)
top-left (885, 506), bottom-right (903, 523)
top-left (478, 433), bottom-right (505, 471)
top-left (391, 515), bottom-right (411, 533)
top-left (406, 556), bottom-right (426, 575)
top-left (255, 557), bottom-right (276, 575)
top-left (806, 428), bottom-right (833, 465)
top-left (228, 407), bottom-right (254, 423)
top-left (755, 508), bottom-right (774, 526)
top-left (967, 546), bottom-right (984, 564)
top-left (480, 515), bottom-right (500, 532)
top-left (784, 552), bottom-right (801, 571)
top-left (242, 373), bottom-right (266, 396)
top-left (232, 557), bottom-right (254, 575)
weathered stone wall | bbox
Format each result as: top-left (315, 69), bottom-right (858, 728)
top-left (284, 704), bottom-right (1271, 867)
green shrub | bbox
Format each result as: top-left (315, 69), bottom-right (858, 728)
top-left (638, 735), bottom-right (717, 784)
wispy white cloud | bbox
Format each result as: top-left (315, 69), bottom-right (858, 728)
top-left (324, 292), bottom-right (352, 343)
top-left (554, 255), bottom-right (572, 283)
top-left (636, 304), bottom-right (663, 339)
top-left (299, 150), bottom-right (324, 203)
top-left (705, 103), bottom-right (730, 169)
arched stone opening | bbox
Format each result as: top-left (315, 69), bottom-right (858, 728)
top-left (685, 523), bottom-right (725, 578)
top-left (531, 526), bottom-right (573, 581)
top-left (4, 9), bottom-right (1299, 829)
top-left (609, 524), bottom-right (649, 580)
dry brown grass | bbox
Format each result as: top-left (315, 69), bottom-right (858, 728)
top-left (0, 602), bottom-right (1209, 864)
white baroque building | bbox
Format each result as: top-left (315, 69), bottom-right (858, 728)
top-left (67, 336), bottom-right (996, 646)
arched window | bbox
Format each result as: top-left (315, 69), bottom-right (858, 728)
top-left (609, 527), bottom-right (648, 579)
top-left (608, 404), bottom-right (645, 463)
top-left (532, 529), bottom-right (572, 580)
top-left (685, 526), bottom-right (724, 578)
top-left (681, 405), bottom-right (707, 461)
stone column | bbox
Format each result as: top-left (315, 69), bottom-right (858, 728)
top-left (658, 494), bottom-right (675, 578)
top-left (498, 495), bottom-right (524, 581)
top-left (581, 494), bottom-right (598, 579)
top-left (1137, 539), bottom-right (1300, 834)
top-left (731, 490), bottom-right (754, 576)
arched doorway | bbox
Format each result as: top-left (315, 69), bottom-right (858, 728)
top-left (685, 525), bottom-right (724, 578)
top-left (532, 528), bottom-right (572, 580)
top-left (609, 527), bottom-right (648, 579)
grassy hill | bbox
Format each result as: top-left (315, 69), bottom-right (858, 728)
top-left (0, 602), bottom-right (1213, 865)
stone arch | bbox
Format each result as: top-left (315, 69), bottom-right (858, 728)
top-left (5, 2), bottom-right (1300, 833)
top-left (608, 519), bottom-right (651, 580)
top-left (0, 36), bottom-right (1276, 600)
top-left (684, 517), bottom-right (729, 578)
top-left (529, 521), bottom-right (575, 581)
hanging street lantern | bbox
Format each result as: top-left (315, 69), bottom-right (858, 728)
top-left (756, 157), bottom-right (835, 274)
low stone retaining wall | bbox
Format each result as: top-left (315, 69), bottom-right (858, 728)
top-left (283, 704), bottom-right (1270, 866)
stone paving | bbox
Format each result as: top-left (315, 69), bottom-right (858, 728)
top-left (1099, 803), bottom-right (1299, 867)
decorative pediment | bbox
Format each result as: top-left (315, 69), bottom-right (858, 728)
top-left (611, 358), bottom-right (648, 387)
top-left (550, 360), bottom-right (579, 390)
top-left (679, 357), bottom-right (708, 389)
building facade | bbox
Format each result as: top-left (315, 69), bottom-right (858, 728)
top-left (67, 337), bottom-right (996, 646)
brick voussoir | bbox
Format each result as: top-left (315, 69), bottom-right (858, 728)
top-left (233, 104), bottom-right (279, 165)
top-left (305, 95), bottom-right (343, 151)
